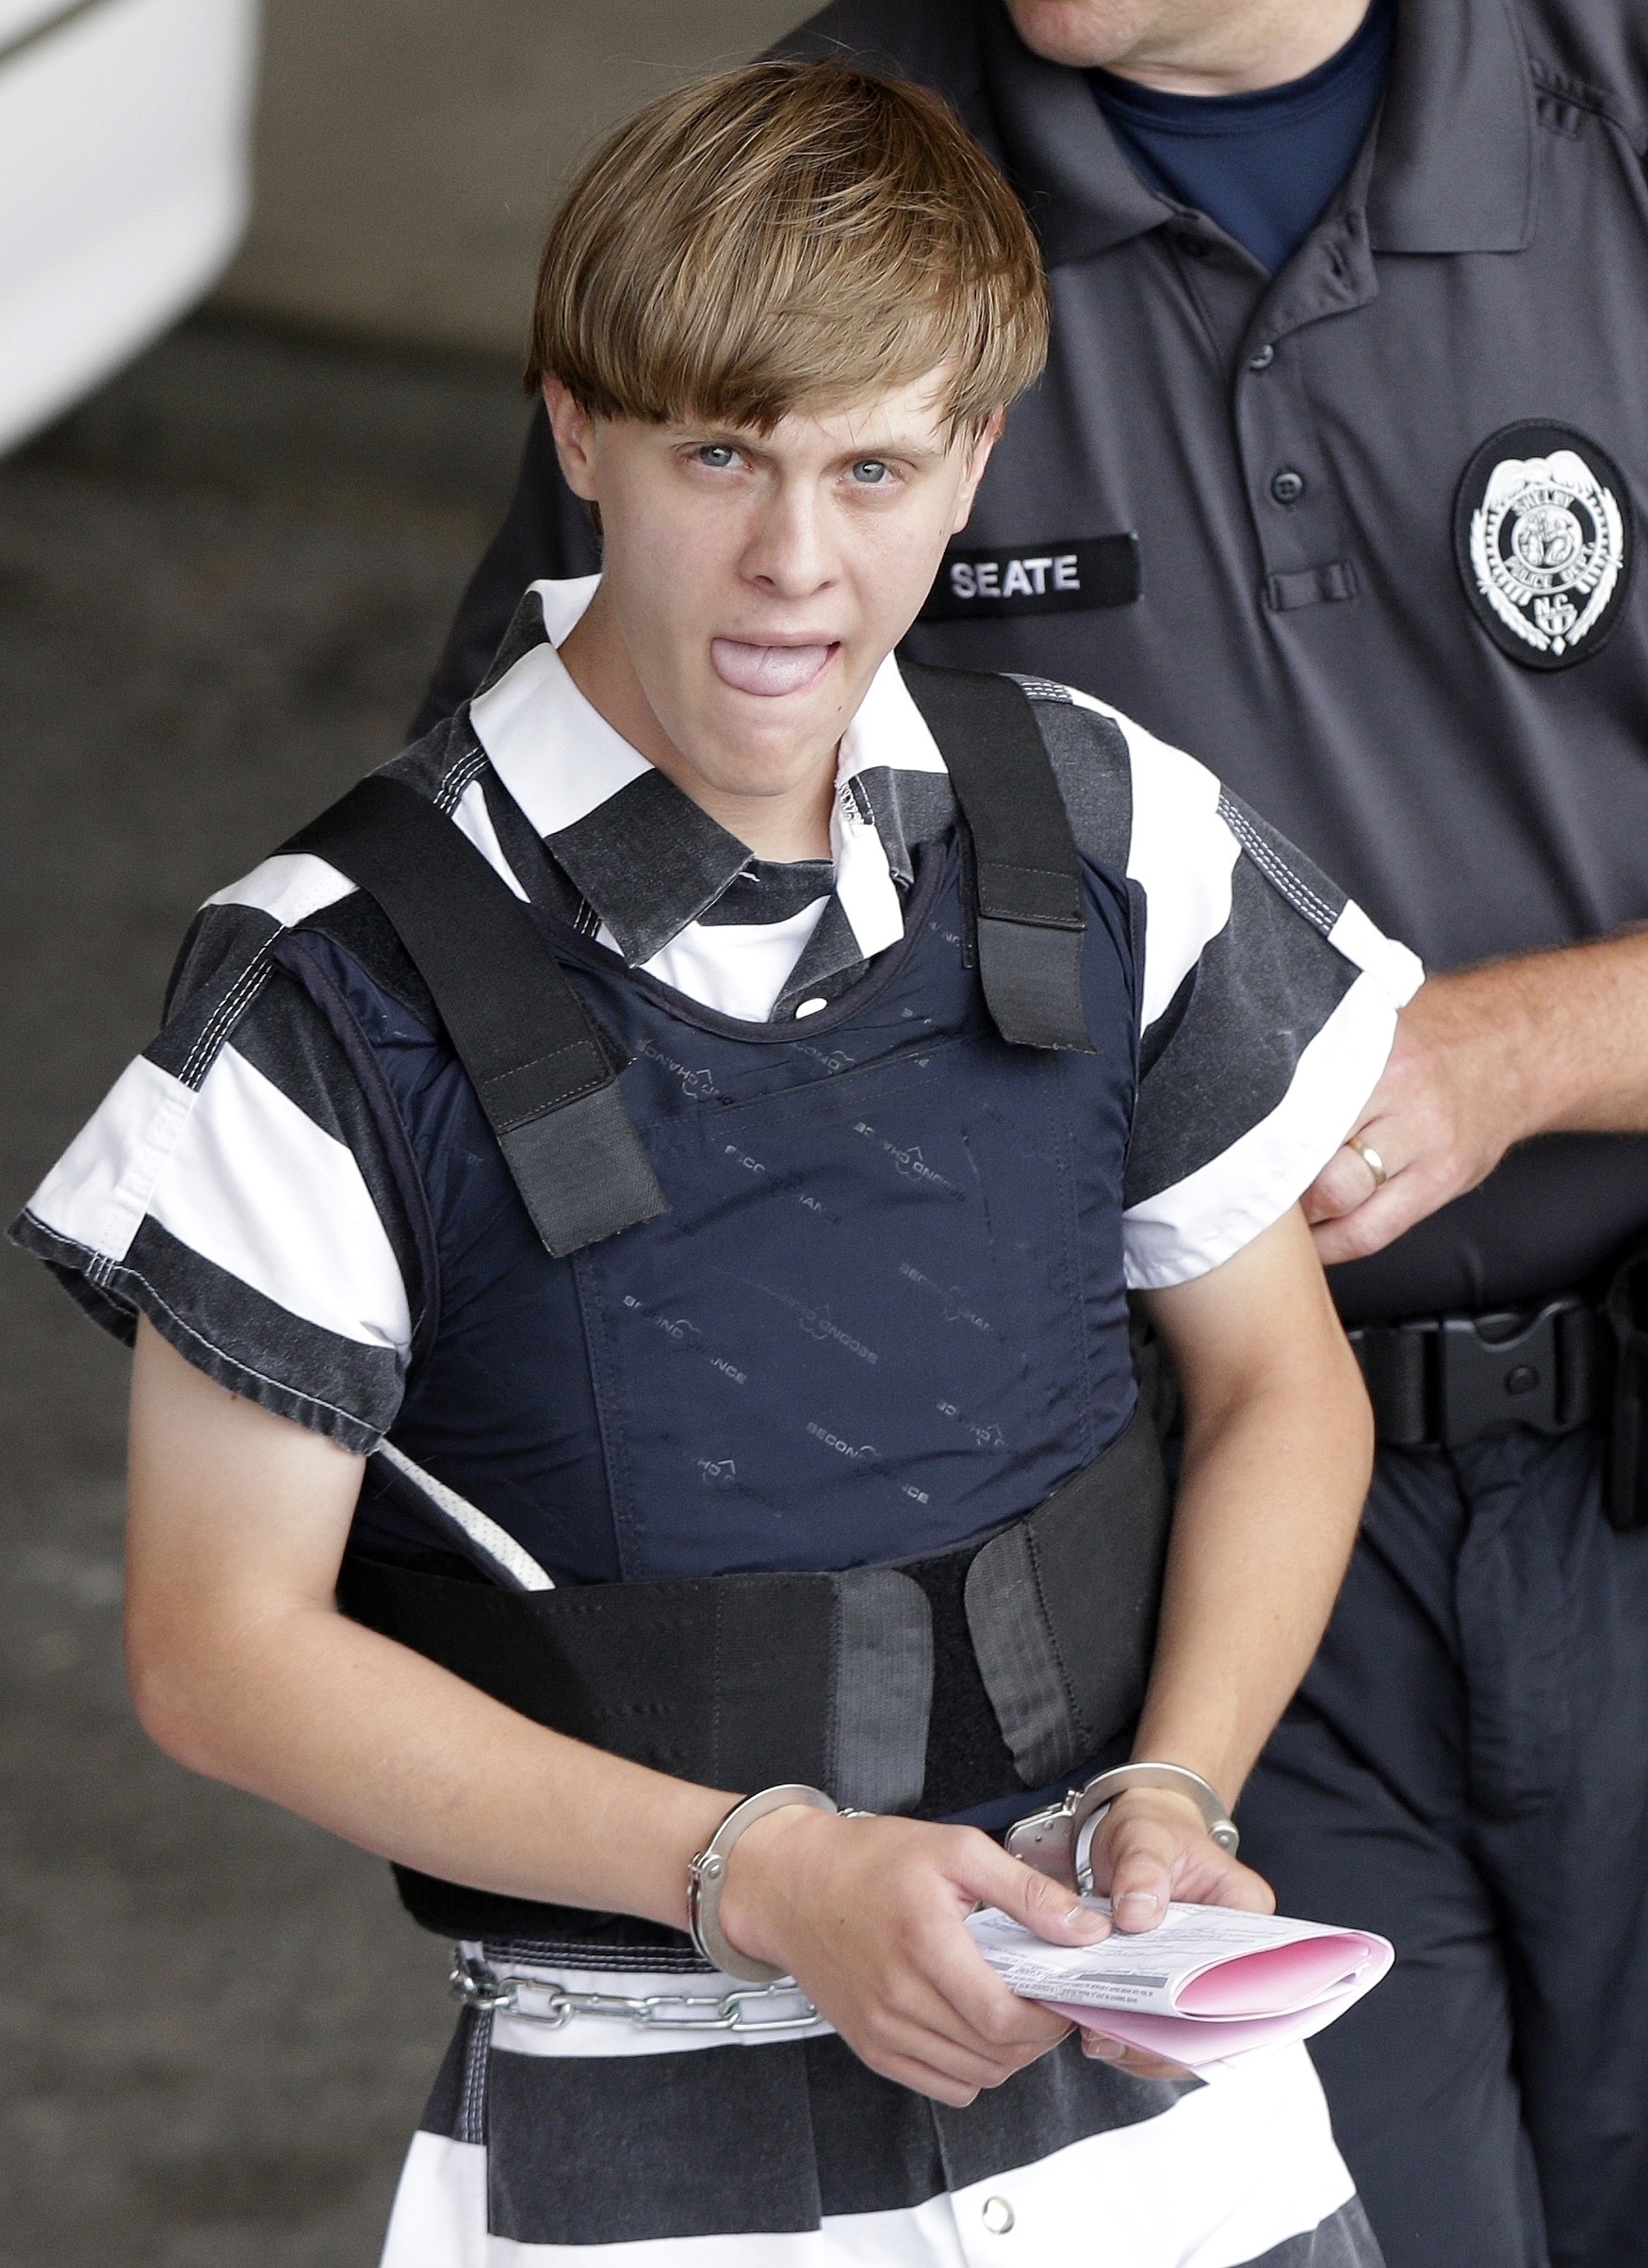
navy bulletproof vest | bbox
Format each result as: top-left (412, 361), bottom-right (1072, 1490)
top-left (282, 668), bottom-right (1168, 1945)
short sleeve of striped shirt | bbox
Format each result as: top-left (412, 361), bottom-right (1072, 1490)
top-left (9, 849), bottom-right (425, 1456)
top-left (1020, 678), bottom-right (1423, 1290)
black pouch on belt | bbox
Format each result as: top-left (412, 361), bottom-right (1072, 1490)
top-left (337, 1407), bottom-right (1169, 1941)
top-left (1606, 1240), bottom-right (1648, 1531)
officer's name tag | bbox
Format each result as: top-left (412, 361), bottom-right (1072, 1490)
top-left (921, 534), bottom-right (1140, 621)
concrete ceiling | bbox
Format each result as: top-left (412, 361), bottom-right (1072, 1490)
top-left (216, 0), bottom-right (809, 361)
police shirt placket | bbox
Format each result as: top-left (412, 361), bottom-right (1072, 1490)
top-left (1235, 199), bottom-right (1379, 617)
top-left (1162, 210), bottom-right (1267, 374)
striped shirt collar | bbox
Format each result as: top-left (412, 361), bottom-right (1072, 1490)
top-left (467, 578), bottom-right (952, 980)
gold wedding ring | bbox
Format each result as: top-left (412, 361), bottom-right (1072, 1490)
top-left (1344, 1134), bottom-right (1388, 1189)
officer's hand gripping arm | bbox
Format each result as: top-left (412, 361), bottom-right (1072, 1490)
top-left (1306, 928), bottom-right (1648, 1263)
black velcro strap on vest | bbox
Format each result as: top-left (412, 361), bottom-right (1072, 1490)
top-left (286, 775), bottom-right (667, 1257)
top-left (965, 1410), bottom-right (1167, 1786)
top-left (900, 663), bottom-right (1093, 1052)
top-left (339, 1557), bottom-right (937, 1819)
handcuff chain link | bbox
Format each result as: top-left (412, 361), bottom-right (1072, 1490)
top-left (450, 1954), bottom-right (819, 2034)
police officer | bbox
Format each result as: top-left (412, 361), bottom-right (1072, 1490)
top-left (415, 7), bottom-right (1648, 2268)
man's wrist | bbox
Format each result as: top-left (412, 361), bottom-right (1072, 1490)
top-left (1125, 1739), bottom-right (1242, 1816)
top-left (1092, 1763), bottom-right (1238, 1856)
top-left (1106, 1785), bottom-right (1208, 1828)
top-left (712, 1799), bottom-right (825, 1968)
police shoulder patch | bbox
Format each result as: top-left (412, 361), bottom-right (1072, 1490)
top-left (1453, 422), bottom-right (1634, 669)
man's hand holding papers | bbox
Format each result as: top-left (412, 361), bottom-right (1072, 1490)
top-left (969, 1899), bottom-right (1394, 2072)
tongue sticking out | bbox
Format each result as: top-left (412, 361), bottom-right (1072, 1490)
top-left (710, 638), bottom-right (834, 697)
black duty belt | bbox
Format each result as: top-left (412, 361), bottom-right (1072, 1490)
top-left (1348, 1295), bottom-right (1600, 1451)
top-left (1350, 1245), bottom-right (1648, 1536)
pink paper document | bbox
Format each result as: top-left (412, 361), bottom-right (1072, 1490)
top-left (967, 1899), bottom-right (1394, 2069)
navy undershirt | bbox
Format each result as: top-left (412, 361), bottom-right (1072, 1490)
top-left (1090, 0), bottom-right (1395, 275)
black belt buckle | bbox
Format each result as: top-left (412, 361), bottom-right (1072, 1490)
top-left (1432, 1300), bottom-right (1583, 1447)
top-left (1352, 1296), bottom-right (1595, 1450)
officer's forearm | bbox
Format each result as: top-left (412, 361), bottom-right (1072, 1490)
top-left (1429, 928), bottom-right (1648, 1138)
top-left (1134, 1208), bottom-right (1372, 1809)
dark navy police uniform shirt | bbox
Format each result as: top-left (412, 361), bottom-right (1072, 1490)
top-left (418, 0), bottom-right (1648, 1328)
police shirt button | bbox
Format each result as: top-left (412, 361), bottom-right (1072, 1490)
top-left (795, 998), bottom-right (827, 1018)
top-left (1270, 467), bottom-right (1306, 504)
top-left (1248, 342), bottom-right (1275, 370)
top-left (982, 2196), bottom-right (1016, 2234)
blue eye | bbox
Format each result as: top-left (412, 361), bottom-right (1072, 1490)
top-left (696, 444), bottom-right (739, 468)
top-left (852, 460), bottom-right (891, 484)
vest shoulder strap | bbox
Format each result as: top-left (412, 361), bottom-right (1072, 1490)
top-left (283, 670), bottom-right (1086, 1251)
top-left (899, 663), bottom-right (1093, 1052)
top-left (285, 774), bottom-right (667, 1257)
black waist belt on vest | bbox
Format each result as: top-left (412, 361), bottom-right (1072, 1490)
top-left (339, 1406), bottom-right (1167, 1944)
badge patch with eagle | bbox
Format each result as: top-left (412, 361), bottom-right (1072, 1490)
top-left (1452, 422), bottom-right (1633, 669)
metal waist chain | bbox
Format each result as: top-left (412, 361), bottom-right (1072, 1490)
top-left (449, 1951), bottom-right (821, 2035)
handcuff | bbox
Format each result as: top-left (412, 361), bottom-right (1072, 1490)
top-left (1003, 1761), bottom-right (1238, 1894)
top-left (687, 1783), bottom-right (849, 1982)
top-left (687, 1762), bottom-right (1236, 1981)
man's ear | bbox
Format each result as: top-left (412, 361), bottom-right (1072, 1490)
top-left (950, 406), bottom-right (1006, 535)
top-left (542, 377), bottom-right (600, 503)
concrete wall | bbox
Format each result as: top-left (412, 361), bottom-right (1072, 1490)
top-left (216, 0), bottom-right (809, 362)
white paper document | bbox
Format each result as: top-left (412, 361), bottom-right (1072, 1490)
top-left (968, 1899), bottom-right (1394, 2069)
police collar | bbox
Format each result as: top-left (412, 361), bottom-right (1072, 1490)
top-left (977, 0), bottom-right (1534, 267)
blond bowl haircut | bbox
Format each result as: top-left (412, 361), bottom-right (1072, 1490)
top-left (526, 60), bottom-right (1050, 441)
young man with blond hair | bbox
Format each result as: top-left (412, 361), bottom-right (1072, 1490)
top-left (13, 62), bottom-right (1417, 2263)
